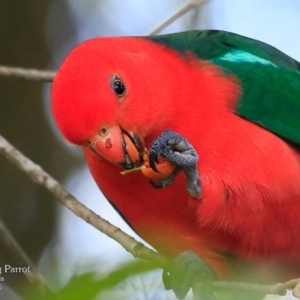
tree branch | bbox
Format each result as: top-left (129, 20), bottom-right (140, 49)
top-left (193, 279), bottom-right (300, 298)
top-left (1, 135), bottom-right (300, 298)
top-left (0, 65), bottom-right (55, 82)
top-left (148, 0), bottom-right (209, 35)
top-left (0, 134), bottom-right (167, 269)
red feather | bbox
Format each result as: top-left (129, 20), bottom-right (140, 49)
top-left (52, 37), bottom-right (300, 283)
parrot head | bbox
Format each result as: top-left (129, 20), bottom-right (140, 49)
top-left (51, 37), bottom-right (191, 170)
top-left (52, 36), bottom-right (236, 171)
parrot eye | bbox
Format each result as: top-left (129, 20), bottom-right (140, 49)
top-left (110, 75), bottom-right (126, 98)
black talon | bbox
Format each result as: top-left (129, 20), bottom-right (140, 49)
top-left (149, 179), bottom-right (164, 189)
top-left (149, 151), bottom-right (161, 173)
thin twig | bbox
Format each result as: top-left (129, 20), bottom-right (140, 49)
top-left (0, 217), bottom-right (52, 295)
top-left (0, 65), bottom-right (56, 82)
top-left (0, 218), bottom-right (53, 299)
top-left (193, 281), bottom-right (287, 297)
top-left (0, 218), bottom-right (35, 269)
top-left (148, 0), bottom-right (209, 35)
top-left (0, 1), bottom-right (210, 83)
top-left (293, 282), bottom-right (300, 298)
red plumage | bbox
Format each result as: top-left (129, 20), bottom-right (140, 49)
top-left (52, 37), bottom-right (300, 284)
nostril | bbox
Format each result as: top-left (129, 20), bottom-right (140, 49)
top-left (99, 125), bottom-right (110, 137)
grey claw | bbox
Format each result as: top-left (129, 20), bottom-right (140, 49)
top-left (149, 130), bottom-right (201, 198)
top-left (149, 180), bottom-right (164, 189)
top-left (149, 151), bottom-right (160, 173)
top-left (150, 172), bottom-right (178, 189)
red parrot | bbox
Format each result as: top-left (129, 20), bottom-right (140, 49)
top-left (51, 30), bottom-right (300, 299)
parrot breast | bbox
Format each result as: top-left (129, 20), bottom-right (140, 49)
top-left (52, 33), bottom-right (300, 284)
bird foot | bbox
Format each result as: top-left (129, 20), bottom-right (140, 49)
top-left (149, 130), bottom-right (201, 198)
top-left (163, 251), bottom-right (216, 300)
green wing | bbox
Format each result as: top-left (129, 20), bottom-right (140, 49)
top-left (146, 30), bottom-right (300, 145)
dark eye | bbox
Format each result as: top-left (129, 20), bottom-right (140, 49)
top-left (110, 75), bottom-right (126, 98)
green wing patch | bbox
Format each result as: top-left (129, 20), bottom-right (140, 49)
top-left (145, 30), bottom-right (300, 145)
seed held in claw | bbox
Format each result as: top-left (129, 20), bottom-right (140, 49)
top-left (141, 151), bottom-right (176, 180)
top-left (120, 149), bottom-right (176, 180)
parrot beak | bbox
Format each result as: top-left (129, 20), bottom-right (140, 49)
top-left (87, 125), bottom-right (144, 169)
